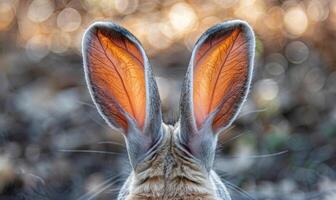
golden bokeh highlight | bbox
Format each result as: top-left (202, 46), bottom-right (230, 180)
top-left (284, 6), bottom-right (308, 37)
top-left (27, 0), bottom-right (54, 23)
top-left (57, 8), bottom-right (82, 32)
top-left (169, 2), bottom-right (198, 35)
top-left (0, 0), bottom-right (334, 57)
top-left (0, 1), bottom-right (16, 31)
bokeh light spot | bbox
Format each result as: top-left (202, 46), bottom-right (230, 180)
top-left (169, 2), bottom-right (198, 35)
top-left (307, 0), bottom-right (329, 22)
top-left (57, 8), bottom-right (82, 32)
top-left (284, 6), bottom-right (308, 36)
top-left (304, 68), bottom-right (326, 92)
top-left (255, 79), bottom-right (279, 101)
top-left (265, 62), bottom-right (285, 76)
top-left (27, 0), bottom-right (54, 23)
top-left (114, 0), bottom-right (138, 14)
top-left (285, 41), bottom-right (309, 64)
top-left (0, 1), bottom-right (15, 31)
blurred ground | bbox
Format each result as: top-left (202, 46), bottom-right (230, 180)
top-left (0, 0), bottom-right (336, 199)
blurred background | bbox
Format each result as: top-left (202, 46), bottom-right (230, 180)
top-left (0, 0), bottom-right (336, 199)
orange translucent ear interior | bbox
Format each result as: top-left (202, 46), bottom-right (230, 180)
top-left (86, 28), bottom-right (146, 130)
top-left (193, 27), bottom-right (249, 131)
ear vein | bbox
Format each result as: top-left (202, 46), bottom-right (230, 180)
top-left (96, 30), bottom-right (136, 121)
top-left (195, 33), bottom-right (232, 66)
top-left (207, 30), bottom-right (241, 114)
top-left (109, 36), bottom-right (144, 67)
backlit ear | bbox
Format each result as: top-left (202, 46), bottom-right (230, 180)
top-left (82, 22), bottom-right (162, 166)
top-left (179, 20), bottom-right (255, 167)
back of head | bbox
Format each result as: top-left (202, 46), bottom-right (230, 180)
top-left (82, 20), bottom-right (255, 199)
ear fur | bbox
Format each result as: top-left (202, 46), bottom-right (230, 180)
top-left (82, 20), bottom-right (255, 169)
top-left (179, 20), bottom-right (255, 168)
top-left (82, 22), bottom-right (163, 166)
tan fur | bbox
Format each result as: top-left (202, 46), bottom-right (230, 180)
top-left (124, 125), bottom-right (218, 200)
top-left (83, 20), bottom-right (254, 200)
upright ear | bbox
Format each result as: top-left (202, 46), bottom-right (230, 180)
top-left (179, 20), bottom-right (255, 167)
top-left (82, 22), bottom-right (162, 166)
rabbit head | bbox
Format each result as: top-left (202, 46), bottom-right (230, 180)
top-left (82, 20), bottom-right (255, 200)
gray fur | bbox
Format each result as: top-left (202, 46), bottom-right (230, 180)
top-left (118, 124), bottom-right (232, 200)
top-left (82, 20), bottom-right (255, 199)
top-left (179, 20), bottom-right (255, 168)
top-left (82, 22), bottom-right (163, 168)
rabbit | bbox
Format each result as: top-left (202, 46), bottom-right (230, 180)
top-left (82, 19), bottom-right (255, 200)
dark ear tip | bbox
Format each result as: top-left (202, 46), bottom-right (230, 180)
top-left (196, 19), bottom-right (255, 45)
top-left (82, 21), bottom-right (118, 51)
top-left (217, 20), bottom-right (256, 56)
top-left (85, 21), bottom-right (120, 32)
top-left (82, 21), bottom-right (142, 52)
top-left (218, 20), bottom-right (255, 38)
top-left (83, 21), bottom-right (125, 40)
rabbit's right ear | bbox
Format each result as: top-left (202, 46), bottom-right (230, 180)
top-left (179, 20), bottom-right (255, 169)
top-left (82, 22), bottom-right (162, 167)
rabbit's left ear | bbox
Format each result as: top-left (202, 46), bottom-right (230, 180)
top-left (179, 20), bottom-right (255, 167)
top-left (82, 22), bottom-right (162, 166)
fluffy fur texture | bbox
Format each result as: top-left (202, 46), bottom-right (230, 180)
top-left (82, 20), bottom-right (255, 199)
top-left (117, 124), bottom-right (231, 200)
